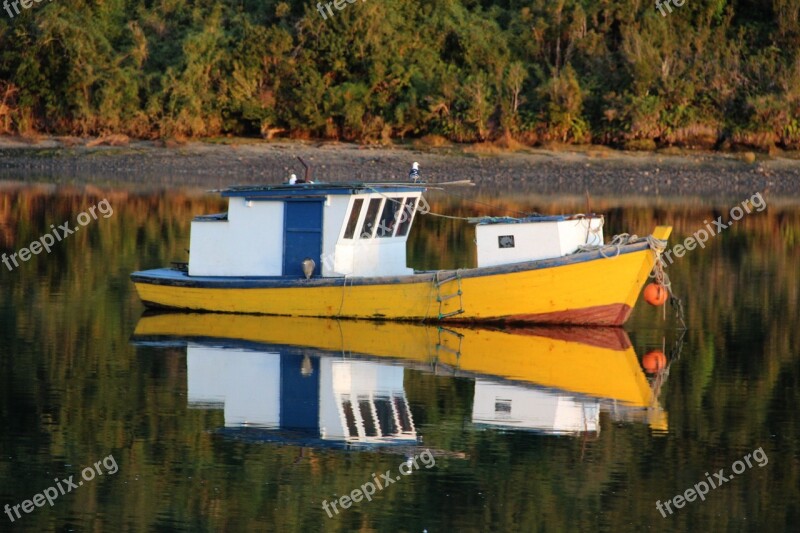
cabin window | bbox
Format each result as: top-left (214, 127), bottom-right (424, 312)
top-left (374, 396), bottom-right (398, 434)
top-left (394, 395), bottom-right (413, 432)
top-left (344, 195), bottom-right (418, 240)
top-left (359, 198), bottom-right (383, 238)
top-left (376, 197), bottom-right (403, 238)
top-left (341, 397), bottom-right (359, 437)
top-left (495, 399), bottom-right (512, 415)
top-left (395, 197), bottom-right (418, 237)
top-left (359, 397), bottom-right (378, 436)
top-left (343, 199), bottom-right (364, 239)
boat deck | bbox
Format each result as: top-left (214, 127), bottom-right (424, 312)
top-left (131, 239), bottom-right (653, 289)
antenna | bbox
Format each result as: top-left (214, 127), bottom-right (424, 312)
top-left (297, 156), bottom-right (311, 182)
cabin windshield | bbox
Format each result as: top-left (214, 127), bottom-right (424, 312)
top-left (395, 198), bottom-right (418, 237)
top-left (343, 195), bottom-right (420, 239)
top-left (376, 198), bottom-right (403, 238)
top-left (360, 198), bottom-right (383, 238)
top-left (343, 199), bottom-right (364, 239)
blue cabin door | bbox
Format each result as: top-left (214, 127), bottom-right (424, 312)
top-left (280, 352), bottom-right (320, 432)
top-left (283, 201), bottom-right (323, 277)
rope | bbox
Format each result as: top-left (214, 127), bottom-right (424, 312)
top-left (575, 232), bottom-right (685, 327)
top-left (423, 211), bottom-right (476, 221)
top-left (574, 233), bottom-right (667, 258)
top-left (424, 273), bottom-right (436, 322)
top-left (366, 186), bottom-right (476, 221)
top-left (569, 214), bottom-right (605, 247)
top-left (367, 186), bottom-right (588, 223)
top-left (366, 188), bottom-right (409, 207)
top-left (338, 274), bottom-right (349, 317)
top-left (426, 187), bottom-right (538, 217)
top-left (651, 254), bottom-right (686, 329)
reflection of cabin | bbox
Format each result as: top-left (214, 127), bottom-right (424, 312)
top-left (319, 358), bottom-right (415, 443)
top-left (188, 184), bottom-right (425, 278)
top-left (471, 380), bottom-right (600, 434)
top-left (186, 344), bottom-right (416, 445)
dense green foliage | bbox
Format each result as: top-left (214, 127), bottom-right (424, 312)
top-left (1, 0), bottom-right (800, 148)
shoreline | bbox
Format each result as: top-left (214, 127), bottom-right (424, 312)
top-left (1, 136), bottom-right (799, 197)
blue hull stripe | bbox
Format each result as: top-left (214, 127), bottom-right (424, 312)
top-left (130, 241), bottom-right (650, 289)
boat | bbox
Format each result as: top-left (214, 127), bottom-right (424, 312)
top-left (132, 313), bottom-right (669, 441)
top-left (131, 181), bottom-right (672, 326)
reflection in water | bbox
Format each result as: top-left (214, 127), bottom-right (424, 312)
top-left (186, 344), bottom-right (417, 446)
top-left (2, 183), bottom-right (798, 531)
top-left (133, 314), bottom-right (669, 443)
top-left (472, 380), bottom-right (600, 434)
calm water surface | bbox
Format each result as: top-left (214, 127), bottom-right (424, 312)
top-left (0, 179), bottom-right (798, 532)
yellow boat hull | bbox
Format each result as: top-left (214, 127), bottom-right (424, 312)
top-left (132, 226), bottom-right (671, 326)
top-left (133, 313), bottom-right (667, 429)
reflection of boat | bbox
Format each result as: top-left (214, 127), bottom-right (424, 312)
top-left (472, 380), bottom-right (600, 434)
top-left (131, 182), bottom-right (672, 325)
top-left (185, 343), bottom-right (417, 447)
top-left (133, 314), bottom-right (668, 438)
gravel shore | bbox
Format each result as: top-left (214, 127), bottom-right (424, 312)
top-left (1, 137), bottom-right (799, 198)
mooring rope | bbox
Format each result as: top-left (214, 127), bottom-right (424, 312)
top-left (651, 253), bottom-right (687, 329)
top-left (575, 232), bottom-right (685, 327)
top-left (366, 186), bottom-right (475, 221)
top-left (338, 274), bottom-right (350, 317)
top-left (574, 233), bottom-right (666, 258)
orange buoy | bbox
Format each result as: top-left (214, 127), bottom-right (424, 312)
top-left (642, 350), bottom-right (667, 373)
top-left (643, 283), bottom-right (669, 306)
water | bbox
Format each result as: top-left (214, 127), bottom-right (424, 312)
top-left (0, 179), bottom-right (798, 532)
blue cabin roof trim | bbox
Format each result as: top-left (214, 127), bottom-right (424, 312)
top-left (474, 214), bottom-right (603, 225)
top-left (219, 182), bottom-right (426, 199)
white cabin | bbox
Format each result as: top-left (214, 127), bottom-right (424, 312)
top-left (188, 183), bottom-right (425, 278)
top-left (474, 215), bottom-right (604, 268)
